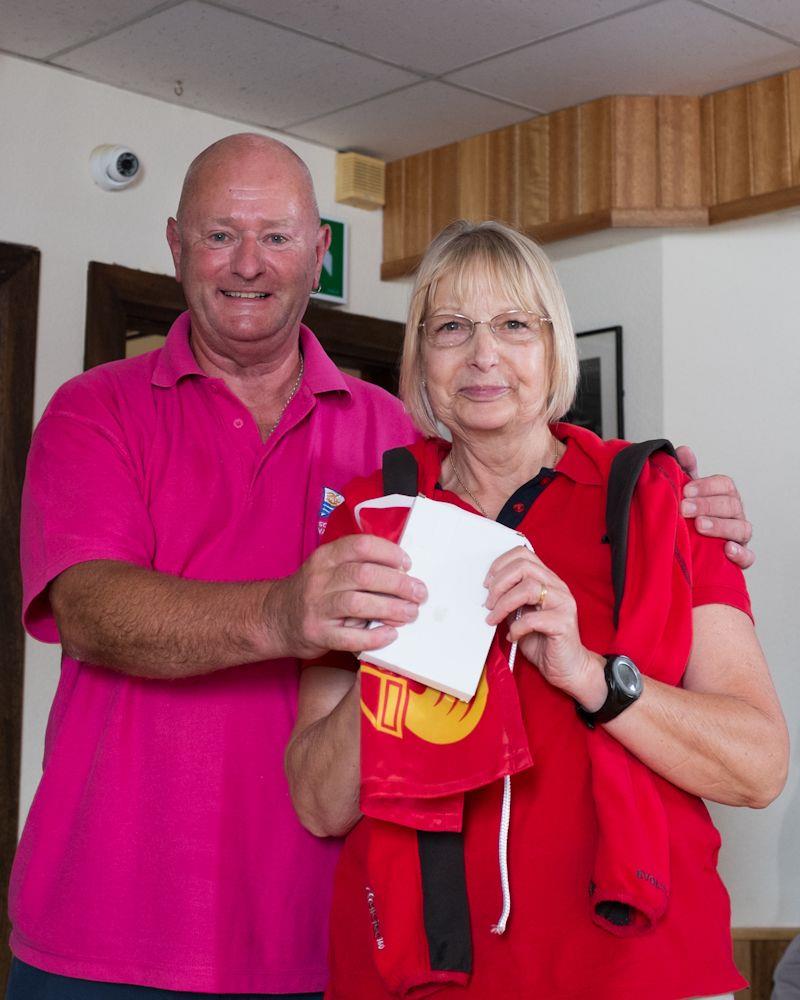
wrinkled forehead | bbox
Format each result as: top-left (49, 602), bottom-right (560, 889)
top-left (428, 254), bottom-right (545, 314)
top-left (180, 148), bottom-right (318, 224)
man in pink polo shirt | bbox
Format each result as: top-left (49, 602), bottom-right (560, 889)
top-left (9, 133), bottom-right (754, 999)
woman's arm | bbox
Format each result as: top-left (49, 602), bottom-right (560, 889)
top-left (598, 604), bottom-right (788, 808)
top-left (285, 666), bottom-right (361, 837)
top-left (487, 549), bottom-right (788, 808)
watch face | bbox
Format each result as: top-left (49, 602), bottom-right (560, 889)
top-left (612, 656), bottom-right (642, 697)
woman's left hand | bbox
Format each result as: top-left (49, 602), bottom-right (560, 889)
top-left (484, 546), bottom-right (606, 710)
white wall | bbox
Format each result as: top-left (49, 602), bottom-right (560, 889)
top-left (0, 53), bottom-right (412, 825)
top-left (551, 232), bottom-right (664, 440)
top-left (550, 218), bottom-right (800, 926)
top-left (662, 216), bottom-right (800, 925)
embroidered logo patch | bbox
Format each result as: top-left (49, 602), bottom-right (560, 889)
top-left (318, 486), bottom-right (345, 535)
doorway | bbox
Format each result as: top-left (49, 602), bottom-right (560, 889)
top-left (0, 242), bottom-right (40, 990)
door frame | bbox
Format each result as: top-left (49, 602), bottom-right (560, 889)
top-left (0, 242), bottom-right (40, 989)
top-left (84, 262), bottom-right (404, 392)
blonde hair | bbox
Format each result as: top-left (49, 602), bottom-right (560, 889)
top-left (400, 220), bottom-right (578, 437)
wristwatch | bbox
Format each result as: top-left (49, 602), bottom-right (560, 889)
top-left (575, 654), bottom-right (643, 729)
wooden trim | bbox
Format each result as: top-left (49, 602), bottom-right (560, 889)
top-left (381, 255), bottom-right (423, 280)
top-left (85, 262), bottom-right (186, 369)
top-left (609, 207), bottom-right (708, 228)
top-left (708, 183), bottom-right (800, 225)
top-left (733, 927), bottom-right (800, 940)
top-left (0, 241), bottom-right (40, 991)
top-left (529, 209), bottom-right (613, 244)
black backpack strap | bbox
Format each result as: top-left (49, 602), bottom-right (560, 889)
top-left (382, 446), bottom-right (419, 497)
top-left (606, 439), bottom-right (678, 627)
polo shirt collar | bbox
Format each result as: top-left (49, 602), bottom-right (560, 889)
top-left (151, 312), bottom-right (204, 387)
top-left (552, 423), bottom-right (603, 486)
top-left (151, 310), bottom-right (351, 398)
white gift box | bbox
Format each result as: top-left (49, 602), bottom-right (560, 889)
top-left (359, 494), bottom-right (531, 701)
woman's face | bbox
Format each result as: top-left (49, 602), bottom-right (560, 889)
top-left (421, 270), bottom-right (550, 441)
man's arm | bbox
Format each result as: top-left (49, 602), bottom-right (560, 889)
top-left (676, 445), bottom-right (754, 568)
top-left (51, 534), bottom-right (427, 679)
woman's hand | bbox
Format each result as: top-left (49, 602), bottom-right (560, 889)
top-left (484, 546), bottom-right (607, 711)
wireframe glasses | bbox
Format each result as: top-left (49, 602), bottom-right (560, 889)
top-left (420, 310), bottom-right (552, 348)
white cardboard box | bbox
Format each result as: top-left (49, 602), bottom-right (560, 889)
top-left (360, 495), bottom-right (530, 701)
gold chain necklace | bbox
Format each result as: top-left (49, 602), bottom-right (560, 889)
top-left (449, 437), bottom-right (562, 518)
top-left (267, 354), bottom-right (304, 439)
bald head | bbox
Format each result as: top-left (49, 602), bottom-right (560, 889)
top-left (176, 133), bottom-right (320, 226)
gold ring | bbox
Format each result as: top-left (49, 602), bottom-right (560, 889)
top-left (537, 584), bottom-right (547, 610)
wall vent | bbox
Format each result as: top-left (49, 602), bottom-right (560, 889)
top-left (335, 152), bottom-right (385, 210)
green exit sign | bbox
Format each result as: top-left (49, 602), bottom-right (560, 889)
top-left (317, 217), bottom-right (348, 304)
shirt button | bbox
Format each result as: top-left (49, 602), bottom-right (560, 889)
top-left (513, 502), bottom-right (525, 514)
top-left (233, 418), bottom-right (244, 429)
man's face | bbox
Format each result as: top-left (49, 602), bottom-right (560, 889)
top-left (166, 150), bottom-right (329, 356)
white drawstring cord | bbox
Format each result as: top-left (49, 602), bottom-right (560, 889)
top-left (491, 610), bottom-right (521, 935)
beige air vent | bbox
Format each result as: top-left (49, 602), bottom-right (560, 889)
top-left (335, 152), bottom-right (386, 210)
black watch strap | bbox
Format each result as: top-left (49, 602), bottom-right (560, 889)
top-left (575, 655), bottom-right (642, 730)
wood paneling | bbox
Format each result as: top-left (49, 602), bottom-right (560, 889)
top-left (749, 74), bottom-right (792, 194)
top-left (613, 96), bottom-right (658, 209)
top-left (430, 143), bottom-right (459, 237)
top-left (380, 65), bottom-right (800, 278)
top-left (658, 95), bottom-right (703, 207)
top-left (518, 118), bottom-right (549, 229)
top-left (712, 85), bottom-right (752, 203)
top-left (733, 927), bottom-right (799, 1000)
top-left (382, 159), bottom-right (404, 264)
top-left (549, 107), bottom-right (579, 221)
top-left (788, 68), bottom-right (800, 184)
top-left (402, 152), bottom-right (432, 259)
top-left (579, 98), bottom-right (612, 214)
top-left (487, 125), bottom-right (519, 226)
top-left (0, 242), bottom-right (39, 993)
top-left (701, 94), bottom-right (718, 207)
top-left (457, 133), bottom-right (489, 221)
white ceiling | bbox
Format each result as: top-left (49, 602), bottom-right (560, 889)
top-left (4, 0), bottom-right (800, 161)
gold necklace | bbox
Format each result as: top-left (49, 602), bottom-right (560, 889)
top-left (449, 437), bottom-right (562, 518)
top-left (267, 354), bottom-right (304, 438)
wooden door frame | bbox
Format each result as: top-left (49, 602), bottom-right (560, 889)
top-left (84, 262), bottom-right (404, 391)
top-left (0, 242), bottom-right (40, 989)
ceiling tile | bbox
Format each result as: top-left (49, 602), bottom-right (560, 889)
top-left (286, 81), bottom-right (533, 160)
top-left (446, 0), bottom-right (800, 111)
top-left (702, 0), bottom-right (800, 44)
top-left (55, 1), bottom-right (420, 129)
top-left (1, 0), bottom-right (162, 59)
top-left (221, 0), bottom-right (645, 74)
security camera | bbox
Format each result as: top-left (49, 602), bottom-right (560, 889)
top-left (90, 145), bottom-right (141, 191)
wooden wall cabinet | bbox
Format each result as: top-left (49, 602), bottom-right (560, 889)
top-left (382, 66), bottom-right (800, 279)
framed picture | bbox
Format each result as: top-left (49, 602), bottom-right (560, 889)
top-left (565, 326), bottom-right (624, 439)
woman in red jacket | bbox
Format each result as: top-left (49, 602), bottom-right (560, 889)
top-left (286, 220), bottom-right (787, 1000)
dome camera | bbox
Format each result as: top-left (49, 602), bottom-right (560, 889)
top-left (90, 144), bottom-right (141, 191)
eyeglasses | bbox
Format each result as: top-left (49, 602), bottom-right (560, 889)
top-left (420, 310), bottom-right (552, 349)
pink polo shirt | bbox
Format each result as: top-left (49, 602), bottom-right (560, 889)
top-left (12, 312), bottom-right (418, 993)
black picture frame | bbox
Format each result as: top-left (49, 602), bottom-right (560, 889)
top-left (565, 325), bottom-right (624, 439)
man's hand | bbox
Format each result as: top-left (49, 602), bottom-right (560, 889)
top-left (675, 445), bottom-right (754, 568)
top-left (267, 534), bottom-right (428, 660)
